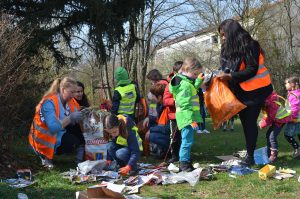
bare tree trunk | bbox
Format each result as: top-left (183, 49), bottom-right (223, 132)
top-left (104, 61), bottom-right (112, 99)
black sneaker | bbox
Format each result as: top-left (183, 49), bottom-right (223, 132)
top-left (179, 161), bottom-right (194, 172)
top-left (241, 155), bottom-right (255, 167)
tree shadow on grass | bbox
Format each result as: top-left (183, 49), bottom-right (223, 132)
top-left (0, 183), bottom-right (79, 199)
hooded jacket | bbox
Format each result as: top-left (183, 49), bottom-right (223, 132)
top-left (111, 67), bottom-right (140, 117)
top-left (288, 89), bottom-right (300, 120)
top-left (163, 72), bottom-right (176, 120)
top-left (169, 74), bottom-right (203, 130)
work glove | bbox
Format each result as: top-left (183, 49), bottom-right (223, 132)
top-left (69, 111), bottom-right (83, 124)
top-left (106, 160), bottom-right (112, 166)
top-left (190, 122), bottom-right (199, 131)
top-left (198, 73), bottom-right (205, 80)
top-left (119, 165), bottom-right (132, 176)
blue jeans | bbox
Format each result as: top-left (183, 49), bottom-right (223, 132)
top-left (266, 124), bottom-right (283, 150)
top-left (107, 142), bottom-right (133, 168)
top-left (179, 125), bottom-right (195, 162)
top-left (149, 125), bottom-right (170, 150)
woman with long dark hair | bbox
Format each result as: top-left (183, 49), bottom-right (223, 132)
top-left (217, 19), bottom-right (273, 166)
top-left (74, 81), bottom-right (90, 108)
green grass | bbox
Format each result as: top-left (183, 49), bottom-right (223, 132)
top-left (1, 118), bottom-right (300, 199)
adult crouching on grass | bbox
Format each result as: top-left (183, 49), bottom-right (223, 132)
top-left (28, 77), bottom-right (84, 169)
top-left (217, 19), bottom-right (273, 166)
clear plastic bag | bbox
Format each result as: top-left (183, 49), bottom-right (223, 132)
top-left (77, 160), bottom-right (107, 175)
top-left (204, 77), bottom-right (246, 129)
top-left (162, 168), bottom-right (203, 186)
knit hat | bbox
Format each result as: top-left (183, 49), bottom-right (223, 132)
top-left (115, 67), bottom-right (131, 86)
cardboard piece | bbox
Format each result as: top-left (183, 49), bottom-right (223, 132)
top-left (216, 155), bottom-right (239, 161)
top-left (76, 187), bottom-right (125, 199)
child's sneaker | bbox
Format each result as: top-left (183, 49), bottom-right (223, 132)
top-left (179, 161), bottom-right (194, 172)
top-left (269, 149), bottom-right (278, 163)
top-left (293, 147), bottom-right (300, 158)
top-left (202, 129), bottom-right (210, 134)
top-left (196, 130), bottom-right (203, 134)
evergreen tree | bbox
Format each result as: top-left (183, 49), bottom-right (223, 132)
top-left (0, 0), bottom-right (148, 65)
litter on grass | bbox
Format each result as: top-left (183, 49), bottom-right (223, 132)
top-left (254, 147), bottom-right (270, 165)
top-left (1, 169), bottom-right (35, 188)
top-left (17, 193), bottom-right (29, 199)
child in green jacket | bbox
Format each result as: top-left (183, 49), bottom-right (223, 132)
top-left (169, 57), bottom-right (204, 171)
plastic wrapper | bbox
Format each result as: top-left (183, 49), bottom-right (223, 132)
top-left (167, 163), bottom-right (179, 173)
top-left (17, 193), bottom-right (29, 199)
top-left (162, 168), bottom-right (203, 186)
top-left (81, 108), bottom-right (110, 160)
top-left (77, 160), bottom-right (107, 175)
top-left (2, 178), bottom-right (35, 188)
top-left (254, 146), bottom-right (270, 165)
top-left (204, 77), bottom-right (246, 129)
top-left (230, 166), bottom-right (255, 176)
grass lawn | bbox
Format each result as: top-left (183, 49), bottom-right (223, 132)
top-left (1, 118), bottom-right (300, 199)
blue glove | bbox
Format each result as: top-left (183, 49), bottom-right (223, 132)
top-left (69, 111), bottom-right (83, 124)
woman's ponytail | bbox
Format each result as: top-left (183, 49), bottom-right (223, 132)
top-left (43, 78), bottom-right (61, 97)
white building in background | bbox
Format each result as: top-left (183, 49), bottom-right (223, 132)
top-left (154, 26), bottom-right (221, 71)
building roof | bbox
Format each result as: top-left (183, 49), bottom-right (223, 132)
top-left (157, 25), bottom-right (217, 50)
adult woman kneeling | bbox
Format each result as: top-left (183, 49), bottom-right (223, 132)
top-left (28, 77), bottom-right (84, 169)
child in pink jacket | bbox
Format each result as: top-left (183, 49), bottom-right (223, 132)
top-left (283, 76), bottom-right (300, 158)
top-left (259, 91), bottom-right (292, 162)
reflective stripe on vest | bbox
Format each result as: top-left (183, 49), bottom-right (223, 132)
top-left (28, 94), bottom-right (80, 160)
top-left (115, 127), bottom-right (143, 151)
top-left (239, 52), bottom-right (271, 91)
top-left (175, 84), bottom-right (200, 112)
top-left (115, 84), bottom-right (137, 114)
top-left (274, 101), bottom-right (291, 119)
top-left (148, 102), bottom-right (158, 117)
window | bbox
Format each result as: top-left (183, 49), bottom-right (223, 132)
top-left (211, 35), bottom-right (218, 44)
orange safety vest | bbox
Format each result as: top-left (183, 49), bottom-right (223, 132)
top-left (28, 94), bottom-right (80, 160)
top-left (239, 51), bottom-right (271, 91)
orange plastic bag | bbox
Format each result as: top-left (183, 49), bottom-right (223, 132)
top-left (157, 107), bottom-right (169, 125)
top-left (204, 77), bottom-right (246, 129)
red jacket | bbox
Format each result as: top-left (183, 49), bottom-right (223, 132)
top-left (163, 73), bottom-right (176, 120)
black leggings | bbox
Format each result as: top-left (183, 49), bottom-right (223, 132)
top-left (285, 135), bottom-right (300, 149)
top-left (239, 103), bottom-right (262, 157)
